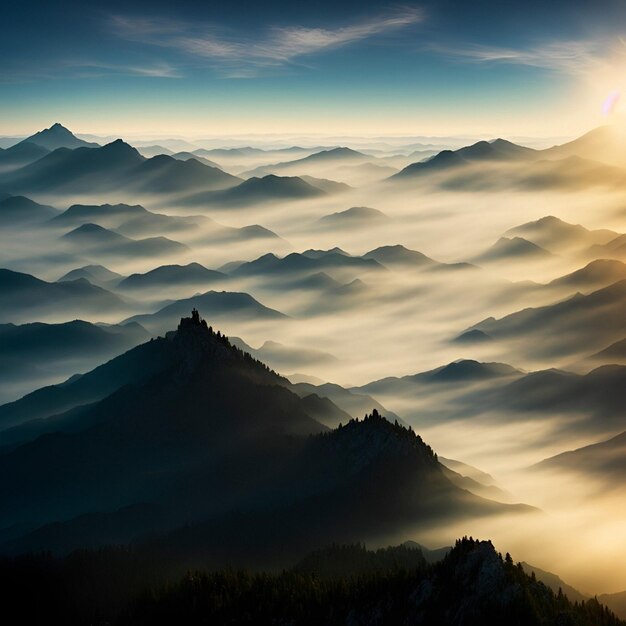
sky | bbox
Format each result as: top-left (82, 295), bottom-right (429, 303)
top-left (2, 0), bottom-right (626, 139)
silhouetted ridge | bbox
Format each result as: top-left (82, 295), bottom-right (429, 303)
top-left (20, 535), bottom-right (618, 625)
top-left (425, 359), bottom-right (519, 382)
top-left (167, 308), bottom-right (285, 382)
top-left (316, 409), bottom-right (439, 469)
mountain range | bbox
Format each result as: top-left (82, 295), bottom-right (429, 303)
top-left (1, 120), bottom-right (625, 622)
top-left (179, 173), bottom-right (338, 207)
top-left (0, 312), bottom-right (532, 562)
top-left (0, 268), bottom-right (127, 322)
top-left (0, 138), bottom-right (241, 196)
top-left (0, 195), bottom-right (59, 225)
top-left (505, 215), bottom-right (617, 252)
top-left (117, 263), bottom-right (227, 292)
top-left (61, 223), bottom-right (189, 258)
top-left (224, 249), bottom-right (385, 280)
top-left (238, 147), bottom-right (393, 184)
top-left (391, 128), bottom-right (626, 191)
top-left (467, 279), bottom-right (626, 359)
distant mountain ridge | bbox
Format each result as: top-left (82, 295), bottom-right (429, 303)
top-left (356, 359), bottom-right (522, 396)
top-left (391, 127), bottom-right (626, 191)
top-left (0, 268), bottom-right (127, 322)
top-left (468, 279), bottom-right (626, 358)
top-left (241, 146), bottom-right (372, 178)
top-left (18, 122), bottom-right (98, 150)
top-left (0, 195), bottom-right (58, 224)
top-left (392, 138), bottom-right (534, 179)
top-left (117, 263), bottom-right (227, 291)
top-left (180, 174), bottom-right (333, 207)
top-left (1, 137), bottom-right (241, 195)
top-left (61, 222), bottom-right (189, 258)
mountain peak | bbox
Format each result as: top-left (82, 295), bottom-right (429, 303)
top-left (97, 139), bottom-right (143, 161)
top-left (325, 409), bottom-right (439, 469)
top-left (21, 123), bottom-right (97, 150)
top-left (104, 138), bottom-right (133, 149)
top-left (169, 309), bottom-right (287, 383)
top-left (178, 307), bottom-right (210, 333)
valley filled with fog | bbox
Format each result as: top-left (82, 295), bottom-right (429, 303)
top-left (1, 121), bottom-right (625, 602)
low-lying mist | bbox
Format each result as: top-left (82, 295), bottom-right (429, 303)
top-left (1, 139), bottom-right (625, 597)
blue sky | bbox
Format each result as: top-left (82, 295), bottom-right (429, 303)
top-left (2, 1), bottom-right (625, 137)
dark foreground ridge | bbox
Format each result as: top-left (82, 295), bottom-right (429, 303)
top-left (0, 538), bottom-right (621, 625)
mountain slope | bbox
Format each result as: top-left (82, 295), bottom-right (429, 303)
top-left (533, 428), bottom-right (626, 482)
top-left (588, 338), bottom-right (626, 364)
top-left (475, 237), bottom-right (554, 262)
top-left (171, 152), bottom-right (221, 168)
top-left (548, 259), bottom-right (626, 291)
top-left (469, 280), bottom-right (626, 358)
top-left (520, 562), bottom-right (588, 603)
top-left (393, 149), bottom-right (468, 178)
top-left (0, 142), bottom-right (50, 171)
top-left (479, 365), bottom-right (626, 430)
top-left (0, 195), bottom-right (58, 224)
top-left (599, 591), bottom-right (626, 620)
top-left (541, 124), bottom-right (626, 167)
top-left (588, 233), bottom-right (626, 261)
top-left (0, 314), bottom-right (326, 548)
top-left (0, 314), bottom-right (531, 562)
top-left (0, 268), bottom-right (127, 322)
top-left (505, 215), bottom-right (617, 251)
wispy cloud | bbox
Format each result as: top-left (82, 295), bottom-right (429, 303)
top-left (110, 8), bottom-right (423, 76)
top-left (0, 59), bottom-right (181, 84)
top-left (66, 61), bottom-right (182, 79)
top-left (434, 39), bottom-right (612, 76)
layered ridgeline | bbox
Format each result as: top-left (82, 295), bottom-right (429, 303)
top-left (122, 538), bottom-right (622, 626)
top-left (0, 310), bottom-right (532, 563)
top-left (1, 538), bottom-right (621, 626)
